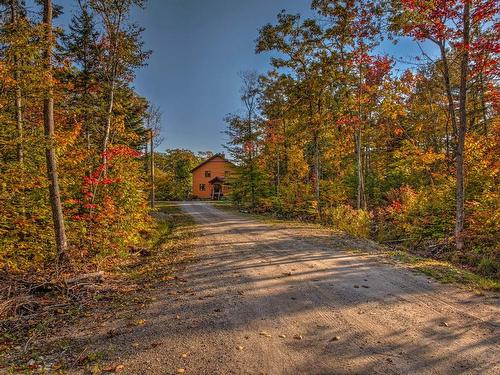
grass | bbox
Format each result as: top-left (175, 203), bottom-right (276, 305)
top-left (122, 202), bottom-right (197, 284)
top-left (386, 250), bottom-right (500, 292)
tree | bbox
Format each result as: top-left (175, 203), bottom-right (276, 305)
top-left (89, 0), bottom-right (150, 171)
top-left (6, 0), bottom-right (24, 165)
top-left (256, 12), bottom-right (326, 214)
top-left (392, 0), bottom-right (499, 249)
top-left (155, 149), bottom-right (201, 201)
top-left (313, 0), bottom-right (386, 210)
top-left (64, 0), bottom-right (101, 166)
top-left (0, 0), bottom-right (155, 275)
top-left (224, 71), bottom-right (267, 208)
top-left (42, 0), bottom-right (67, 266)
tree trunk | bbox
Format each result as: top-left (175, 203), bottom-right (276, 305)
top-left (102, 74), bottom-right (116, 172)
top-left (479, 73), bottom-right (488, 135)
top-left (10, 0), bottom-right (24, 165)
top-left (281, 117), bottom-right (288, 174)
top-left (43, 0), bottom-right (68, 267)
top-left (356, 61), bottom-right (366, 210)
top-left (455, 1), bottom-right (470, 251)
top-left (355, 130), bottom-right (365, 210)
top-left (247, 111), bottom-right (256, 208)
top-left (438, 41), bottom-right (458, 137)
top-left (149, 129), bottom-right (155, 208)
top-left (276, 149), bottom-right (280, 195)
top-left (313, 130), bottom-right (320, 202)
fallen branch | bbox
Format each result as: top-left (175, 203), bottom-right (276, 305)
top-left (64, 272), bottom-right (104, 286)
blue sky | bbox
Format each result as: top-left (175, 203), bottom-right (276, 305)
top-left (30, 0), bottom-right (434, 154)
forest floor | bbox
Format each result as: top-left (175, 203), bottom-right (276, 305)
top-left (2, 201), bottom-right (499, 374)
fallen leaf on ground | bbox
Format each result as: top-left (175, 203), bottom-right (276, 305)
top-left (330, 336), bottom-right (340, 341)
top-left (177, 369), bottom-right (185, 374)
top-left (131, 342), bottom-right (139, 348)
top-left (103, 364), bottom-right (124, 372)
top-left (135, 319), bottom-right (146, 325)
top-left (259, 331), bottom-right (272, 338)
top-left (441, 322), bottom-right (449, 327)
top-left (278, 334), bottom-right (286, 338)
top-left (293, 334), bottom-right (303, 340)
top-left (236, 345), bottom-right (244, 351)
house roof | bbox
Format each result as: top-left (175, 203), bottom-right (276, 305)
top-left (190, 153), bottom-right (233, 173)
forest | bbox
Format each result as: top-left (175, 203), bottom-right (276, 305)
top-left (0, 0), bottom-right (156, 276)
top-left (224, 0), bottom-right (499, 277)
top-left (0, 0), bottom-right (498, 283)
top-left (0, 0), bottom-right (497, 288)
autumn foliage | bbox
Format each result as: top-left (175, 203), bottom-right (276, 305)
top-left (0, 0), bottom-right (152, 275)
top-left (225, 0), bottom-right (499, 277)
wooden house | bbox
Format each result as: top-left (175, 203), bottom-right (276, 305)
top-left (191, 154), bottom-right (234, 200)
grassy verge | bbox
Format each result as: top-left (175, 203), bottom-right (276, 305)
top-left (0, 202), bottom-right (198, 373)
top-left (117, 202), bottom-right (197, 285)
top-left (387, 250), bottom-right (499, 292)
top-left (213, 201), bottom-right (499, 293)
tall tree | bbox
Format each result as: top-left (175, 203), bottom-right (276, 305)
top-left (256, 12), bottom-right (325, 214)
top-left (64, 0), bottom-right (101, 163)
top-left (240, 71), bottom-right (259, 207)
top-left (43, 0), bottom-right (67, 266)
top-left (89, 0), bottom-right (149, 172)
top-left (393, 0), bottom-right (499, 249)
top-left (9, 0), bottom-right (23, 164)
top-left (224, 71), bottom-right (266, 208)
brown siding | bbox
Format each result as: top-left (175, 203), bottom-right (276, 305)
top-left (192, 156), bottom-right (233, 199)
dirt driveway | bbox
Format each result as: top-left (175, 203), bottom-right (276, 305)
top-left (77, 201), bottom-right (499, 374)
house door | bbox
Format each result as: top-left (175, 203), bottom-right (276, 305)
top-left (212, 183), bottom-right (222, 200)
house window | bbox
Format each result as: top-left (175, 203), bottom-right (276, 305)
top-left (199, 184), bottom-right (206, 191)
top-left (205, 171), bottom-right (211, 177)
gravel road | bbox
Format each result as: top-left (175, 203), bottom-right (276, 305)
top-left (79, 201), bottom-right (499, 375)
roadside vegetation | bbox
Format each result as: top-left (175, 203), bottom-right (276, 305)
top-left (223, 0), bottom-right (499, 281)
top-left (0, 203), bottom-right (197, 372)
top-left (1, 0), bottom-right (156, 279)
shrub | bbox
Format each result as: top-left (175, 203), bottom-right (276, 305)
top-left (322, 205), bottom-right (371, 238)
top-left (477, 258), bottom-right (499, 278)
